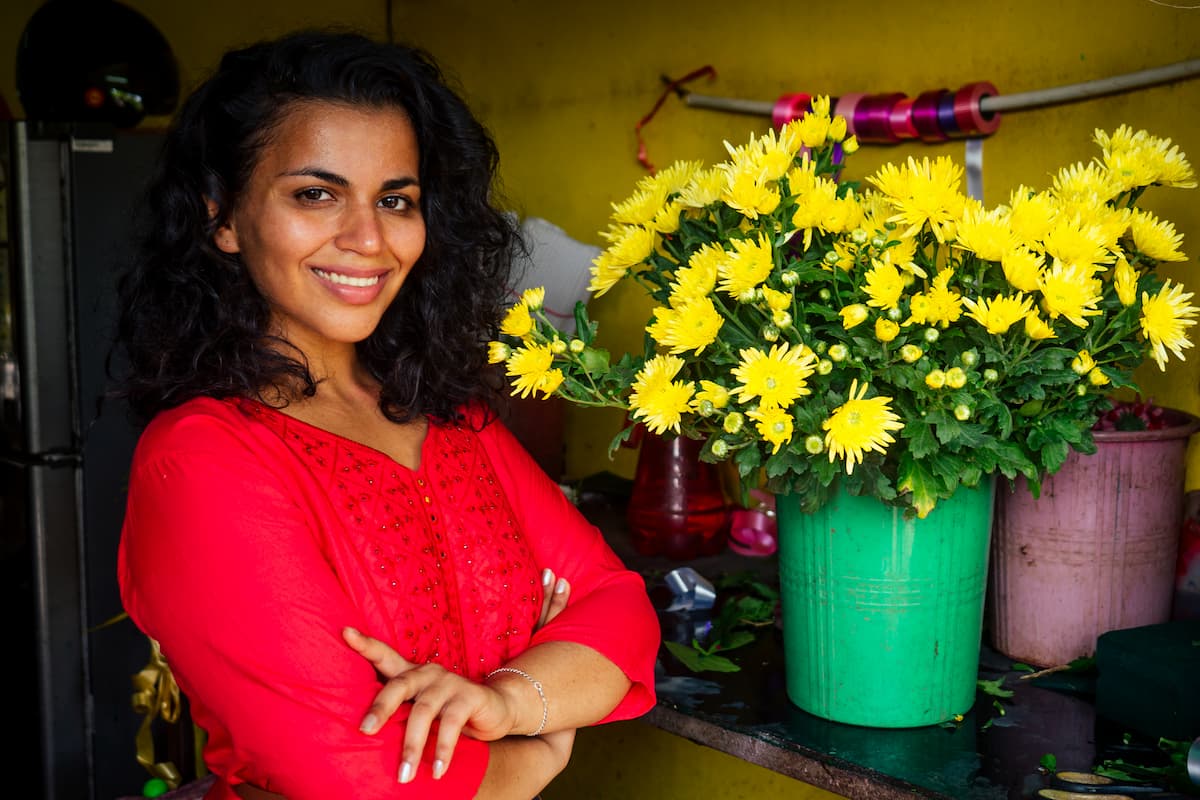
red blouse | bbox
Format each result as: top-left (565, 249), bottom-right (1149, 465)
top-left (118, 397), bottom-right (659, 799)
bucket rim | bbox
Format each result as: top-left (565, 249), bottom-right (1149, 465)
top-left (1092, 406), bottom-right (1200, 444)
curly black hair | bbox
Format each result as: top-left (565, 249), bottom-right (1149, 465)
top-left (113, 28), bottom-right (521, 424)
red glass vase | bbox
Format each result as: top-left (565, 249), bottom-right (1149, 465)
top-left (626, 432), bottom-right (729, 559)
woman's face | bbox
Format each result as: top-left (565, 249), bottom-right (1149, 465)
top-left (215, 100), bottom-right (426, 356)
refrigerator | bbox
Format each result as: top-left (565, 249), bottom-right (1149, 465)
top-left (1, 120), bottom-right (166, 800)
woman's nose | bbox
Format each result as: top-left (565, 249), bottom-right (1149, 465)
top-left (335, 203), bottom-right (383, 255)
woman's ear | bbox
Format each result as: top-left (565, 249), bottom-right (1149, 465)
top-left (205, 197), bottom-right (240, 254)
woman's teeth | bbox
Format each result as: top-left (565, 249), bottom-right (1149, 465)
top-left (314, 268), bottom-right (381, 287)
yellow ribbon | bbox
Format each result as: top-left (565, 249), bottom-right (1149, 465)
top-left (131, 637), bottom-right (183, 789)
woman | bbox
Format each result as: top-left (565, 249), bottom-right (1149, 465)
top-left (115, 29), bottom-right (659, 800)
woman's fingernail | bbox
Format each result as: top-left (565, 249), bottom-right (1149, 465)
top-left (555, 577), bottom-right (568, 594)
top-left (399, 761), bottom-right (414, 783)
top-left (344, 626), bottom-right (359, 637)
top-left (542, 568), bottom-right (552, 586)
top-left (359, 713), bottom-right (378, 734)
top-left (432, 759), bottom-right (446, 779)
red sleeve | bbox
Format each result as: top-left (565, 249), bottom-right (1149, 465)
top-left (475, 413), bottom-right (659, 722)
top-left (118, 404), bottom-right (487, 799)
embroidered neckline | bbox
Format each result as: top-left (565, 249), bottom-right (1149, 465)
top-left (235, 397), bottom-right (433, 474)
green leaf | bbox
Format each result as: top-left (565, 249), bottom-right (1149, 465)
top-left (1012, 662), bottom-right (1036, 673)
top-left (572, 302), bottom-right (592, 345)
top-left (977, 678), bottom-right (1014, 698)
top-left (1039, 753), bottom-right (1058, 772)
top-left (606, 426), bottom-right (636, 460)
top-left (579, 346), bottom-right (611, 376)
top-left (663, 641), bottom-right (742, 673)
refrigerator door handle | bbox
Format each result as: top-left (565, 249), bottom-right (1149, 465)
top-left (0, 448), bottom-right (82, 468)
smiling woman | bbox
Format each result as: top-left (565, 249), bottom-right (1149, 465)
top-left (111, 29), bottom-right (659, 800)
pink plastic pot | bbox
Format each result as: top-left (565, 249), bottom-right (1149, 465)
top-left (987, 408), bottom-right (1200, 667)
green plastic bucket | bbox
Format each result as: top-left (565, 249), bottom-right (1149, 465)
top-left (776, 478), bottom-right (994, 727)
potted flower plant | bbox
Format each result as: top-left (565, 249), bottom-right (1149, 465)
top-left (490, 102), bottom-right (1197, 727)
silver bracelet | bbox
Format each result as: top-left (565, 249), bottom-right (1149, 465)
top-left (486, 666), bottom-right (548, 736)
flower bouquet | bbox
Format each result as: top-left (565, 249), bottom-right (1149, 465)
top-left (491, 99), bottom-right (1196, 519)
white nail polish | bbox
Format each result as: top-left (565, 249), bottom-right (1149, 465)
top-left (399, 761), bottom-right (414, 783)
top-left (432, 759), bottom-right (445, 779)
top-left (542, 568), bottom-right (552, 586)
top-left (555, 577), bottom-right (567, 594)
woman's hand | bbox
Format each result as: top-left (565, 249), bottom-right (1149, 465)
top-left (342, 568), bottom-right (571, 783)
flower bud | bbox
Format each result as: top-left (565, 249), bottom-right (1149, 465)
top-left (487, 341), bottom-right (511, 364)
top-left (780, 270), bottom-right (800, 287)
top-left (960, 349), bottom-right (978, 367)
top-left (550, 338), bottom-right (568, 355)
top-left (923, 327), bottom-right (940, 343)
top-left (773, 310), bottom-right (793, 329)
top-left (870, 236), bottom-right (887, 251)
top-left (817, 359), bottom-right (833, 375)
top-left (850, 228), bottom-right (869, 245)
top-left (954, 404), bottom-right (972, 421)
top-left (805, 435), bottom-right (824, 454)
top-left (697, 399), bottom-right (716, 416)
top-left (900, 344), bottom-right (923, 363)
top-left (983, 368), bottom-right (999, 383)
top-left (569, 338), bottom-right (585, 353)
top-left (1075, 383), bottom-right (1088, 397)
top-left (946, 367), bottom-right (967, 389)
top-left (737, 288), bottom-right (758, 303)
top-left (1071, 350), bottom-right (1096, 375)
top-left (761, 324), bottom-right (780, 342)
top-left (843, 135), bottom-right (860, 154)
top-left (887, 306), bottom-right (903, 321)
top-left (710, 439), bottom-right (730, 458)
top-left (818, 288), bottom-right (832, 302)
top-left (723, 412), bottom-right (745, 434)
top-left (925, 369), bottom-right (947, 389)
top-left (823, 250), bottom-right (840, 266)
top-left (1088, 367), bottom-right (1110, 386)
top-left (828, 343), bottom-right (849, 362)
top-left (839, 303), bottom-right (869, 329)
top-left (814, 340), bottom-right (828, 355)
top-left (875, 318), bottom-right (900, 343)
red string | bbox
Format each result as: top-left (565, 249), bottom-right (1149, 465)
top-left (635, 65), bottom-right (717, 174)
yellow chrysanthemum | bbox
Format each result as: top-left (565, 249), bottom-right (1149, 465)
top-left (747, 405), bottom-right (795, 455)
top-left (963, 293), bottom-right (1034, 335)
top-left (1095, 125), bottom-right (1196, 189)
top-left (1039, 260), bottom-right (1103, 328)
top-left (587, 249), bottom-right (629, 296)
top-left (1071, 350), bottom-right (1096, 375)
top-left (794, 112), bottom-right (831, 149)
top-left (954, 203), bottom-right (1017, 262)
top-left (717, 234), bottom-right (774, 298)
top-left (1130, 210), bottom-right (1187, 262)
top-left (677, 167), bottom-right (726, 209)
top-left (762, 286), bottom-right (792, 313)
top-left (506, 345), bottom-right (562, 399)
top-left (867, 155), bottom-right (965, 243)
top-left (647, 298), bottom-right (724, 355)
top-left (720, 162), bottom-right (781, 219)
top-left (628, 355), bottom-right (695, 435)
top-left (1041, 214), bottom-right (1114, 272)
top-left (790, 177), bottom-right (840, 249)
top-left (1113, 257), bottom-right (1139, 307)
top-left (651, 200), bottom-right (684, 235)
top-left (1051, 160), bottom-right (1119, 205)
top-left (822, 379), bottom-right (905, 475)
top-left (731, 343), bottom-right (817, 410)
top-left (499, 301), bottom-right (534, 338)
top-left (1023, 312), bottom-right (1056, 341)
top-left (905, 269), bottom-right (963, 328)
top-left (862, 259), bottom-right (906, 310)
top-left (1001, 247), bottom-right (1045, 293)
top-left (611, 186), bottom-right (669, 227)
top-left (599, 223), bottom-right (657, 267)
top-left (1006, 186), bottom-right (1058, 247)
top-left (1140, 280), bottom-right (1199, 370)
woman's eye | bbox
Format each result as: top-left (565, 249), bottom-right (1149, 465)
top-left (297, 188), bottom-right (331, 202)
top-left (379, 195), bottom-right (411, 211)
